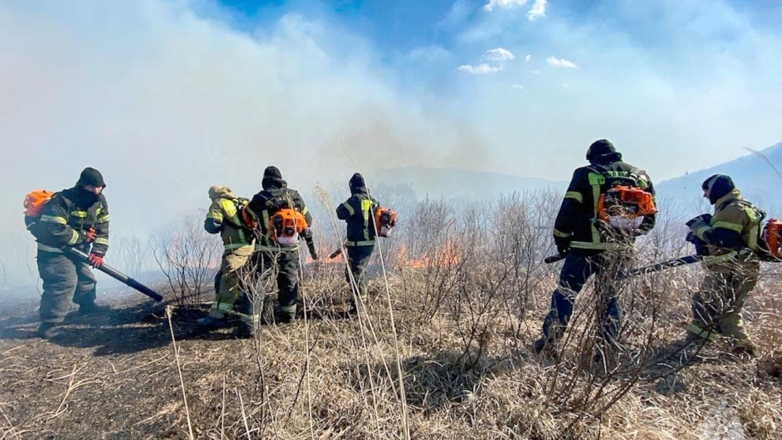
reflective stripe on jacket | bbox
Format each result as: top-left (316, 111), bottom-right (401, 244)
top-left (694, 190), bottom-right (761, 271)
top-left (205, 195), bottom-right (253, 252)
top-left (554, 159), bottom-right (655, 252)
top-left (336, 191), bottom-right (379, 244)
top-left (30, 187), bottom-right (109, 255)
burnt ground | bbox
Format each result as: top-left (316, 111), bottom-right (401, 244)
top-left (0, 285), bottom-right (304, 440)
top-left (0, 283), bottom-right (373, 440)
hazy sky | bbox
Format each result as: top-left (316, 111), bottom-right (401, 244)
top-left (1, 0), bottom-right (781, 287)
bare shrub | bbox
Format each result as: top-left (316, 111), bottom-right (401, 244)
top-left (111, 232), bottom-right (151, 279)
top-left (150, 216), bottom-right (221, 307)
top-left (390, 190), bottom-right (714, 436)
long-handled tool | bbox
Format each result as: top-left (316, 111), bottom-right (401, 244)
top-left (329, 247), bottom-right (343, 259)
top-left (67, 247), bottom-right (164, 302)
top-left (615, 254), bottom-right (702, 280)
top-left (544, 254), bottom-right (566, 264)
top-left (543, 253), bottom-right (702, 280)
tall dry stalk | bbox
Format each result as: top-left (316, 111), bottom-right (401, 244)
top-left (166, 306), bottom-right (195, 440)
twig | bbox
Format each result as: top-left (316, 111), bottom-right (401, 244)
top-left (372, 206), bottom-right (411, 440)
top-left (46, 364), bottom-right (99, 419)
top-left (220, 375), bottom-right (226, 440)
top-left (237, 388), bottom-right (252, 440)
top-left (745, 146), bottom-right (782, 182)
top-left (0, 405), bottom-right (21, 440)
top-left (166, 306), bottom-right (195, 440)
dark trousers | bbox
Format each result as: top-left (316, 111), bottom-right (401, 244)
top-left (38, 251), bottom-right (97, 324)
top-left (240, 249), bottom-right (300, 319)
top-left (345, 245), bottom-right (374, 301)
top-left (541, 251), bottom-right (628, 343)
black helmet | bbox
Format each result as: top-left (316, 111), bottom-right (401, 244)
top-left (263, 166), bottom-right (282, 179)
top-left (261, 166), bottom-right (286, 190)
top-left (77, 167), bottom-right (106, 188)
top-left (349, 173), bottom-right (365, 188)
top-left (585, 139), bottom-right (616, 161)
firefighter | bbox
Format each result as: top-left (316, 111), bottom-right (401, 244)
top-left (534, 140), bottom-right (656, 354)
top-left (243, 166), bottom-right (315, 335)
top-left (196, 185), bottom-right (255, 331)
top-left (28, 168), bottom-right (111, 339)
top-left (336, 173), bottom-right (380, 313)
top-left (685, 174), bottom-right (760, 356)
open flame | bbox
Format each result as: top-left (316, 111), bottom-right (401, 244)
top-left (394, 242), bottom-right (461, 270)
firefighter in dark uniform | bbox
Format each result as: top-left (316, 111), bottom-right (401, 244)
top-left (686, 174), bottom-right (761, 356)
top-left (28, 168), bottom-right (110, 339)
top-left (336, 173), bottom-right (380, 313)
top-left (243, 166), bottom-right (314, 335)
top-left (534, 140), bottom-right (656, 354)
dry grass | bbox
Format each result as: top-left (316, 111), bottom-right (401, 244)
top-left (1, 193), bottom-right (781, 439)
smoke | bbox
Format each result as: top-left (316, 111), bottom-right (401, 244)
top-left (0, 0), bottom-right (483, 289)
top-left (2, 0), bottom-right (781, 290)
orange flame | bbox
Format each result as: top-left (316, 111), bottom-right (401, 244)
top-left (394, 241), bottom-right (461, 270)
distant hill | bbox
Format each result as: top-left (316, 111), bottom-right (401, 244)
top-left (366, 142), bottom-right (782, 218)
top-left (372, 166), bottom-right (568, 201)
top-left (656, 142), bottom-right (782, 217)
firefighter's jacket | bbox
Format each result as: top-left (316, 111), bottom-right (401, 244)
top-left (553, 153), bottom-right (656, 252)
top-left (688, 189), bottom-right (761, 272)
top-left (246, 178), bottom-right (312, 251)
top-left (336, 186), bottom-right (379, 246)
top-left (28, 187), bottom-right (110, 255)
top-left (204, 186), bottom-right (253, 253)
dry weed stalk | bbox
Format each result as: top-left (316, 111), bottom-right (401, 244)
top-left (236, 388), bottom-right (252, 440)
top-left (314, 184), bottom-right (387, 437)
top-left (370, 194), bottom-right (411, 440)
top-left (166, 305), bottom-right (195, 440)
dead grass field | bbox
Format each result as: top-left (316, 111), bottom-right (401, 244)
top-left (1, 256), bottom-right (781, 440)
top-left (3, 194), bottom-right (782, 439)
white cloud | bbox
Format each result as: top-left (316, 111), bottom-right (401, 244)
top-left (511, 84), bottom-right (524, 89)
top-left (525, 54), bottom-right (532, 62)
top-left (483, 0), bottom-right (528, 12)
top-left (459, 48), bottom-right (514, 74)
top-left (527, 0), bottom-right (547, 20)
top-left (458, 63), bottom-right (503, 74)
top-left (546, 56), bottom-right (578, 68)
top-left (483, 47), bottom-right (515, 61)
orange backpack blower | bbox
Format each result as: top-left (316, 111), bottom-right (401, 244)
top-left (269, 208), bottom-right (308, 246)
top-left (597, 186), bottom-right (657, 231)
top-left (374, 207), bottom-right (397, 237)
top-left (759, 218), bottom-right (782, 261)
top-left (24, 190), bottom-right (54, 218)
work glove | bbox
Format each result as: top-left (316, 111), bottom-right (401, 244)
top-left (301, 229), bottom-right (318, 260)
top-left (686, 214), bottom-right (712, 230)
top-left (686, 231), bottom-right (709, 256)
top-left (83, 227), bottom-right (97, 243)
top-left (88, 253), bottom-right (104, 268)
top-left (554, 236), bottom-right (571, 257)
